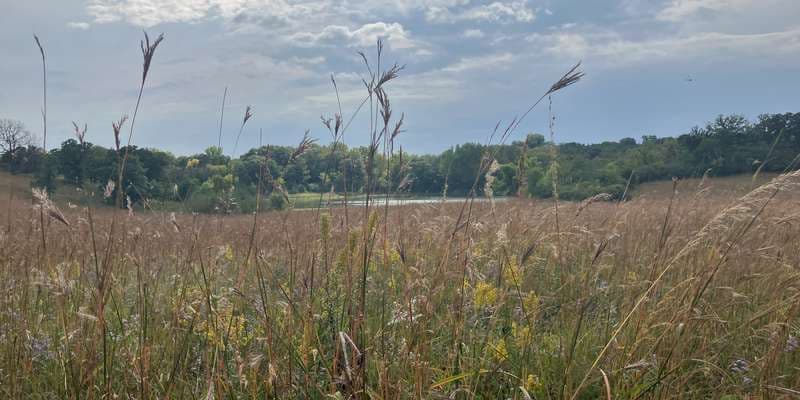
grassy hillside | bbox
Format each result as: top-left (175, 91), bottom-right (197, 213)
top-left (633, 172), bottom-right (780, 200)
top-left (0, 170), bottom-right (109, 210)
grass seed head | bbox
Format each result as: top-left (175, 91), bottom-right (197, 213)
top-left (140, 31), bottom-right (165, 84)
top-left (547, 61), bottom-right (584, 95)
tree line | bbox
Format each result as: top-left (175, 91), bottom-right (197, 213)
top-left (1, 112), bottom-right (798, 212)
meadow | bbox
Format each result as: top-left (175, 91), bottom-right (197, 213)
top-left (2, 32), bottom-right (799, 399)
top-left (1, 171), bottom-right (800, 399)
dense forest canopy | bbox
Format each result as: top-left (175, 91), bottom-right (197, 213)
top-left (1, 112), bottom-right (798, 212)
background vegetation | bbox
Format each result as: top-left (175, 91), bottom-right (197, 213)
top-left (2, 112), bottom-right (798, 212)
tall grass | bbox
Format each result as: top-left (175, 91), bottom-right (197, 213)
top-left (2, 177), bottom-right (799, 398)
top-left (2, 35), bottom-right (799, 400)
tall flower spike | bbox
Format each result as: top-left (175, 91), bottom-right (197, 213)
top-left (291, 130), bottom-right (317, 162)
top-left (375, 63), bottom-right (404, 90)
top-left (391, 113), bottom-right (405, 144)
top-left (376, 87), bottom-right (391, 127)
top-left (547, 61), bottom-right (584, 96)
top-left (243, 105), bottom-right (253, 125)
top-left (32, 187), bottom-right (70, 226)
top-left (141, 32), bottom-right (165, 84)
top-left (112, 115), bottom-right (128, 152)
top-left (33, 34), bottom-right (47, 149)
top-left (232, 105), bottom-right (254, 155)
top-left (72, 121), bottom-right (87, 145)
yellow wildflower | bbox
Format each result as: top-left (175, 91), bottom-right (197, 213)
top-left (473, 281), bottom-right (498, 310)
top-left (523, 291), bottom-right (540, 319)
top-left (222, 245), bottom-right (234, 262)
top-left (512, 322), bottom-right (533, 348)
top-left (503, 259), bottom-right (522, 287)
top-left (542, 333), bottom-right (560, 354)
top-left (490, 338), bottom-right (508, 361)
top-left (524, 374), bottom-right (542, 392)
top-left (388, 249), bottom-right (402, 266)
top-left (196, 298), bottom-right (247, 348)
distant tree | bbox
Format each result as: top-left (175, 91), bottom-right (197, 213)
top-left (443, 143), bottom-right (485, 195)
top-left (268, 191), bottom-right (288, 210)
top-left (333, 155), bottom-right (366, 193)
top-left (0, 119), bottom-right (34, 168)
top-left (284, 157), bottom-right (310, 192)
top-left (201, 146), bottom-right (229, 166)
top-left (84, 146), bottom-right (116, 184)
top-left (408, 156), bottom-right (440, 194)
top-left (525, 133), bottom-right (546, 148)
top-left (56, 139), bottom-right (90, 184)
top-left (136, 148), bottom-right (174, 181)
top-left (8, 145), bottom-right (43, 174)
top-left (33, 152), bottom-right (58, 192)
top-left (493, 163), bottom-right (517, 196)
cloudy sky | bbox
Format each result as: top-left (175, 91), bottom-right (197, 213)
top-left (2, 0), bottom-right (799, 155)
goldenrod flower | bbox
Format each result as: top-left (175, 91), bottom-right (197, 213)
top-left (523, 291), bottom-right (540, 319)
top-left (503, 259), bottom-right (522, 287)
top-left (512, 322), bottom-right (533, 348)
top-left (473, 281), bottom-right (498, 310)
top-left (524, 374), bottom-right (542, 392)
top-left (489, 338), bottom-right (508, 361)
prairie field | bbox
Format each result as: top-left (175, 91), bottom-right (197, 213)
top-left (2, 11), bottom-right (800, 399)
top-left (1, 173), bottom-right (799, 399)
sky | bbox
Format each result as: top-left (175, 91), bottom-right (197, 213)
top-left (2, 0), bottom-right (799, 156)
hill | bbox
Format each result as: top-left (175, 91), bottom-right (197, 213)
top-left (633, 172), bottom-right (780, 200)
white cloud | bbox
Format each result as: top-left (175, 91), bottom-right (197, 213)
top-left (653, 0), bottom-right (800, 34)
top-left (617, 0), bottom-right (660, 17)
top-left (67, 22), bottom-right (91, 30)
top-left (85, 0), bottom-right (537, 28)
top-left (290, 22), bottom-right (419, 49)
top-left (87, 0), bottom-right (214, 26)
top-left (83, 0), bottom-right (445, 51)
top-left (289, 56), bottom-right (327, 65)
top-left (426, 1), bottom-right (536, 23)
top-left (442, 53), bottom-right (515, 73)
top-left (85, 0), bottom-right (344, 29)
top-left (526, 31), bottom-right (590, 59)
top-left (656, 0), bottom-right (752, 22)
top-left (463, 29), bottom-right (485, 38)
top-left (308, 51), bottom-right (518, 106)
top-left (527, 26), bottom-right (800, 65)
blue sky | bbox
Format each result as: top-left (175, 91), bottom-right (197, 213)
top-left (2, 0), bottom-right (799, 155)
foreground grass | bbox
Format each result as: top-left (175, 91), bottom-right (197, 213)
top-left (1, 173), bottom-right (799, 399)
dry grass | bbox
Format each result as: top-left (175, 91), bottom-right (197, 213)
top-left (1, 174), bottom-right (799, 398)
top-left (633, 173), bottom-right (781, 200)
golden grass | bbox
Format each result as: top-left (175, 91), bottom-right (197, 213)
top-left (1, 174), bottom-right (798, 399)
